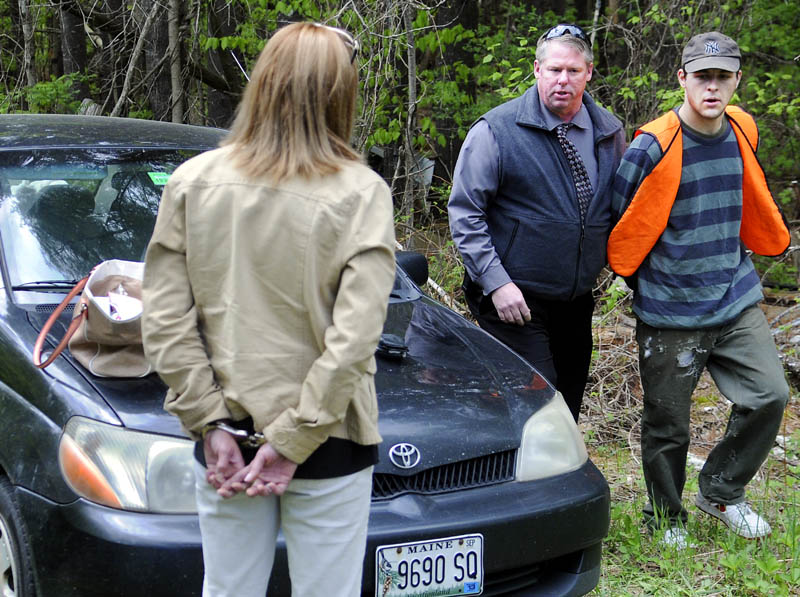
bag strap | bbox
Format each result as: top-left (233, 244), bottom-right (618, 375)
top-left (32, 276), bottom-right (89, 369)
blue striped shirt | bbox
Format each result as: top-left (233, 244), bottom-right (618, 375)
top-left (612, 116), bottom-right (762, 328)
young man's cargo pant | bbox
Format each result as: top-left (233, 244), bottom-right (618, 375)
top-left (636, 304), bottom-right (789, 526)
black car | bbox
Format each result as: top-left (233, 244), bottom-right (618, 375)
top-left (0, 114), bottom-right (609, 597)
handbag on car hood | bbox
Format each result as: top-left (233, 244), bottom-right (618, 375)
top-left (32, 259), bottom-right (152, 378)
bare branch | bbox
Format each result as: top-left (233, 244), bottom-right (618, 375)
top-left (110, 0), bottom-right (164, 117)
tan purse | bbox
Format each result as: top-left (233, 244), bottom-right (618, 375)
top-left (33, 260), bottom-right (152, 378)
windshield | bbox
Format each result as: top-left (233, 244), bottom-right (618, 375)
top-left (0, 148), bottom-right (202, 287)
top-left (0, 147), bottom-right (418, 300)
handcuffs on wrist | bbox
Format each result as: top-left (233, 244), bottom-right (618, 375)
top-left (201, 420), bottom-right (267, 449)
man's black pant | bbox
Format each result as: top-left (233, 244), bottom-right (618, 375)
top-left (466, 289), bottom-right (594, 422)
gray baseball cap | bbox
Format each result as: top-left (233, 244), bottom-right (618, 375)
top-left (682, 32), bottom-right (741, 72)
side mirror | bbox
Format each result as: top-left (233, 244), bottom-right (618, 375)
top-left (396, 251), bottom-right (428, 287)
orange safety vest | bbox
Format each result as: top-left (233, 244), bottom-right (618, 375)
top-left (607, 107), bottom-right (789, 277)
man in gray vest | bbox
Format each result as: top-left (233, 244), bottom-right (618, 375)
top-left (448, 24), bottom-right (625, 421)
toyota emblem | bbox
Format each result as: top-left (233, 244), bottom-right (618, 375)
top-left (388, 443), bottom-right (421, 469)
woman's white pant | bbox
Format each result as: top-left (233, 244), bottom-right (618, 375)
top-left (195, 461), bottom-right (373, 597)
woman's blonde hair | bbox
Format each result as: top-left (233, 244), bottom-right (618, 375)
top-left (224, 22), bottom-right (360, 181)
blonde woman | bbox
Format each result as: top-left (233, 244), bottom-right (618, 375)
top-left (142, 22), bottom-right (396, 597)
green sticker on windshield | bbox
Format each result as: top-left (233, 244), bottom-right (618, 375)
top-left (148, 172), bottom-right (170, 186)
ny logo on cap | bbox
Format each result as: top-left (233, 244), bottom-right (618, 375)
top-left (704, 41), bottom-right (721, 55)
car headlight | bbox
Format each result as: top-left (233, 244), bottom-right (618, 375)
top-left (516, 392), bottom-right (588, 482)
top-left (59, 416), bottom-right (196, 513)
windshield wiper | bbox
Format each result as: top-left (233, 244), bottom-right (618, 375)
top-left (12, 279), bottom-right (81, 291)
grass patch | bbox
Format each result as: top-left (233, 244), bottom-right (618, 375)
top-left (590, 439), bottom-right (800, 596)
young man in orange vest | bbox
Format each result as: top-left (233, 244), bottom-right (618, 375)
top-left (608, 32), bottom-right (789, 548)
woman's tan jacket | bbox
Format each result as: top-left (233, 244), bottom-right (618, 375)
top-left (142, 146), bottom-right (396, 464)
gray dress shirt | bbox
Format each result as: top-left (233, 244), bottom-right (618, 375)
top-left (448, 96), bottom-right (597, 295)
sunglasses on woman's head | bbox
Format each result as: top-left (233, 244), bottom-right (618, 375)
top-left (313, 23), bottom-right (360, 64)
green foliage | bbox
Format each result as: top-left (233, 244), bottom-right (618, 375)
top-left (735, 0), bottom-right (800, 190)
top-left (413, 22), bottom-right (477, 146)
top-left (128, 108), bottom-right (155, 120)
top-left (655, 86), bottom-right (684, 113)
top-left (753, 255), bottom-right (798, 289)
top-left (426, 239), bottom-right (464, 299)
top-left (14, 74), bottom-right (83, 114)
top-left (466, 6), bottom-right (550, 115)
top-left (598, 276), bottom-right (632, 315)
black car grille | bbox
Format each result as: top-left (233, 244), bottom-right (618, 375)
top-left (482, 562), bottom-right (543, 596)
top-left (35, 303), bottom-right (74, 314)
top-left (372, 449), bottom-right (516, 500)
top-left (481, 549), bottom-right (590, 595)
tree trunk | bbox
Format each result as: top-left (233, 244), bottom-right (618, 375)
top-left (46, 7), bottom-right (60, 81)
top-left (205, 0), bottom-right (241, 128)
top-left (142, 0), bottom-right (171, 120)
top-left (168, 0), bottom-right (184, 123)
top-left (60, 4), bottom-right (90, 99)
top-left (433, 1), bottom-right (479, 180)
top-left (607, 0), bottom-right (620, 24)
top-left (89, 0), bottom-right (127, 114)
top-left (18, 0), bottom-right (36, 88)
top-left (402, 2), bottom-right (418, 248)
top-left (110, 0), bottom-right (163, 117)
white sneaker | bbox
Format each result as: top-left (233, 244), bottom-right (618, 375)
top-left (660, 526), bottom-right (694, 549)
top-left (695, 491), bottom-right (771, 538)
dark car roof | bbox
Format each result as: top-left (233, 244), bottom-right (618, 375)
top-left (0, 114), bottom-right (227, 151)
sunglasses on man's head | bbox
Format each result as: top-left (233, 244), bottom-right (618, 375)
top-left (544, 24), bottom-right (589, 43)
top-left (313, 23), bottom-right (360, 64)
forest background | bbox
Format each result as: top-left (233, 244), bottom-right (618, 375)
top-left (2, 0), bottom-right (798, 260)
top-left (2, 0), bottom-right (800, 594)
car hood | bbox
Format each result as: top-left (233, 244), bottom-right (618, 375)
top-left (29, 297), bottom-right (555, 471)
top-left (373, 297), bottom-right (554, 473)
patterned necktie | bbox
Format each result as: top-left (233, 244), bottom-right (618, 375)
top-left (556, 123), bottom-right (593, 218)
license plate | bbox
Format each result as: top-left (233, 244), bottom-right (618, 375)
top-left (375, 533), bottom-right (483, 597)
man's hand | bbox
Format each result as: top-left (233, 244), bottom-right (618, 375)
top-left (203, 428), bottom-right (246, 490)
top-left (491, 282), bottom-right (531, 325)
top-left (218, 443), bottom-right (298, 498)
